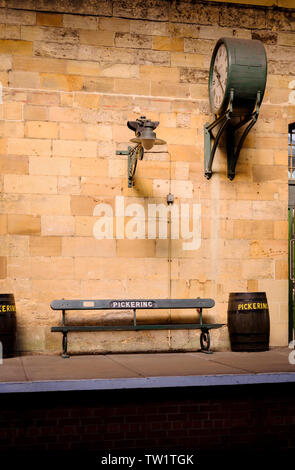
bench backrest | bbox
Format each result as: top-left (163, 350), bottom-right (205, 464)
top-left (51, 298), bottom-right (215, 311)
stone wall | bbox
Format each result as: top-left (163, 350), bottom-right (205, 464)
top-left (0, 0), bottom-right (294, 354)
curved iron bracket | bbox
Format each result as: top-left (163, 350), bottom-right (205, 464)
top-left (204, 90), bottom-right (262, 180)
top-left (116, 143), bottom-right (144, 187)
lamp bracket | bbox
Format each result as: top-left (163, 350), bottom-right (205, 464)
top-left (204, 89), bottom-right (262, 180)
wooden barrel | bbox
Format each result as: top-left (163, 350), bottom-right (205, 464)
top-left (228, 292), bottom-right (270, 352)
top-left (0, 294), bottom-right (17, 358)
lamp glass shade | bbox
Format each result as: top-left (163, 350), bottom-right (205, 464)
top-left (140, 128), bottom-right (156, 150)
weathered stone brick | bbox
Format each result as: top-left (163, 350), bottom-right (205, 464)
top-left (0, 121), bottom-right (24, 138)
top-left (24, 105), bottom-right (48, 121)
top-left (154, 36), bottom-right (184, 52)
top-left (114, 78), bottom-right (150, 95)
top-left (59, 122), bottom-right (85, 140)
top-left (27, 91), bottom-right (60, 105)
top-left (29, 236), bottom-right (62, 256)
top-left (4, 175), bottom-right (57, 194)
top-left (66, 59), bottom-right (100, 76)
top-left (58, 176), bottom-right (80, 195)
top-left (170, 2), bottom-right (219, 25)
top-left (0, 215), bottom-right (7, 235)
top-left (99, 17), bottom-right (130, 33)
top-left (25, 121), bottom-right (58, 139)
top-left (36, 12), bottom-right (63, 27)
top-left (7, 138), bottom-right (51, 156)
top-left (220, 5), bottom-right (266, 29)
top-left (62, 237), bottom-right (116, 257)
top-left (151, 81), bottom-right (189, 99)
top-left (0, 256), bottom-right (6, 279)
top-left (0, 155), bottom-right (28, 174)
top-left (8, 214), bottom-right (40, 235)
top-left (9, 70), bottom-right (40, 88)
top-left (53, 139), bottom-right (97, 158)
top-left (82, 77), bottom-right (115, 93)
top-left (29, 156), bottom-right (70, 176)
top-left (71, 158), bottom-right (108, 177)
top-left (31, 256), bottom-right (74, 280)
top-left (63, 13), bottom-right (98, 30)
top-left (34, 40), bottom-right (79, 59)
top-left (115, 32), bottom-right (153, 49)
top-left (71, 195), bottom-right (99, 216)
top-left (171, 52), bottom-right (204, 68)
top-left (140, 65), bottom-right (179, 82)
top-left (48, 106), bottom-right (80, 122)
top-left (80, 30), bottom-right (114, 47)
top-left (40, 73), bottom-right (83, 91)
top-left (0, 8), bottom-right (36, 25)
top-left (41, 215), bottom-right (75, 236)
top-left (113, 0), bottom-right (169, 21)
top-left (0, 39), bottom-right (32, 55)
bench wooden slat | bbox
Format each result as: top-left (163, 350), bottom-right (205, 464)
top-left (50, 298), bottom-right (215, 311)
top-left (51, 323), bottom-right (224, 332)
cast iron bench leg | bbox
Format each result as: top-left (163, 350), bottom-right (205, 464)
top-left (62, 331), bottom-right (70, 358)
top-left (199, 328), bottom-right (213, 355)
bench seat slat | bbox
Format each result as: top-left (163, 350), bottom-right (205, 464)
top-left (51, 323), bottom-right (224, 332)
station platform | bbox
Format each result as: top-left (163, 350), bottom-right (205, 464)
top-left (0, 347), bottom-right (294, 393)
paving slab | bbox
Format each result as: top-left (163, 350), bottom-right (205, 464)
top-left (202, 349), bottom-right (295, 373)
top-left (108, 352), bottom-right (247, 376)
top-left (0, 357), bottom-right (28, 382)
top-left (20, 354), bottom-right (141, 381)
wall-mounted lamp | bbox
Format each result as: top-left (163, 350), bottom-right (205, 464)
top-left (116, 116), bottom-right (166, 188)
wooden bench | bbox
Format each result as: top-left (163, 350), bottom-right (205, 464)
top-left (50, 298), bottom-right (224, 358)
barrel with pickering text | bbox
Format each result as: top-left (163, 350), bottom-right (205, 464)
top-left (228, 292), bottom-right (270, 352)
top-left (0, 294), bottom-right (17, 358)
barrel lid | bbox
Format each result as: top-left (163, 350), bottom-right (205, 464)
top-left (229, 292), bottom-right (267, 300)
top-left (0, 293), bottom-right (15, 301)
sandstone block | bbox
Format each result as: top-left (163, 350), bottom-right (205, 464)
top-left (53, 140), bottom-right (97, 157)
top-left (0, 155), bottom-right (28, 174)
top-left (36, 12), bottom-right (63, 27)
top-left (62, 237), bottom-right (116, 257)
top-left (40, 73), bottom-right (83, 91)
top-left (99, 17), bottom-right (130, 33)
top-left (0, 215), bottom-right (7, 235)
top-left (71, 158), bottom-right (108, 177)
top-left (31, 256), bottom-right (74, 280)
top-left (74, 93), bottom-right (100, 109)
top-left (29, 236), bottom-right (62, 256)
top-left (117, 239), bottom-right (156, 257)
top-left (58, 176), bottom-right (80, 195)
top-left (25, 121), bottom-right (58, 139)
top-left (4, 175), bottom-right (57, 194)
top-left (41, 215), bottom-right (75, 236)
top-left (0, 256), bottom-right (6, 278)
top-left (171, 52), bottom-right (204, 68)
top-left (7, 138), bottom-right (51, 156)
top-left (0, 39), bottom-right (32, 55)
top-left (63, 14), bottom-right (98, 30)
top-left (3, 101), bottom-right (23, 120)
top-left (140, 65), bottom-right (179, 82)
top-left (24, 105), bottom-right (48, 121)
top-left (71, 195), bottom-right (98, 216)
top-left (80, 30), bottom-right (114, 47)
top-left (153, 36), bottom-right (183, 51)
top-left (114, 78), bottom-right (151, 95)
top-left (29, 157), bottom-right (70, 176)
top-left (8, 214), bottom-right (40, 235)
top-left (59, 122), bottom-right (85, 140)
top-left (30, 194), bottom-right (71, 215)
top-left (233, 220), bottom-right (274, 239)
